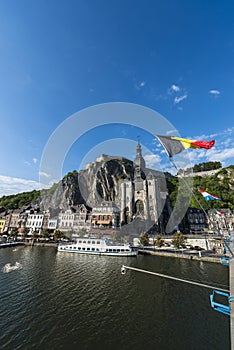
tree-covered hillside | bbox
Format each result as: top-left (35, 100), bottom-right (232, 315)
top-left (167, 165), bottom-right (234, 210)
top-left (0, 190), bottom-right (40, 210)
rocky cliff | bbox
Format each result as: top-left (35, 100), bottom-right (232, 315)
top-left (38, 156), bottom-right (135, 214)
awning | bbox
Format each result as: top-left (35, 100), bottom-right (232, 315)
top-left (97, 220), bottom-right (111, 225)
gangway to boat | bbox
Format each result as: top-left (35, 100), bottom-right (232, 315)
top-left (220, 256), bottom-right (230, 266)
top-left (210, 290), bottom-right (231, 316)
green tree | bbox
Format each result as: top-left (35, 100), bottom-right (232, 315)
top-left (10, 227), bottom-right (18, 238)
top-left (78, 228), bottom-right (87, 237)
top-left (171, 232), bottom-right (186, 249)
top-left (122, 235), bottom-right (130, 244)
top-left (139, 232), bottom-right (149, 246)
top-left (155, 235), bottom-right (164, 247)
top-left (54, 230), bottom-right (67, 241)
top-left (22, 227), bottom-right (30, 237)
top-left (41, 229), bottom-right (51, 239)
top-left (32, 231), bottom-right (39, 239)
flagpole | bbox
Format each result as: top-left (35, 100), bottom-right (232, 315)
top-left (169, 158), bottom-right (234, 257)
top-left (156, 135), bottom-right (233, 255)
top-left (169, 158), bottom-right (210, 221)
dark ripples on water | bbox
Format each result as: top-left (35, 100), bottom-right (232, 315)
top-left (0, 246), bottom-right (230, 350)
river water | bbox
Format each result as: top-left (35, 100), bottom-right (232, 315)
top-left (0, 246), bottom-right (230, 350)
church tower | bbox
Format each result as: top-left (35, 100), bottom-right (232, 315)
top-left (133, 140), bottom-right (149, 221)
top-left (133, 140), bottom-right (146, 179)
top-left (120, 138), bottom-right (170, 233)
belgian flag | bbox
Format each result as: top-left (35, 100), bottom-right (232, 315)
top-left (156, 135), bottom-right (215, 158)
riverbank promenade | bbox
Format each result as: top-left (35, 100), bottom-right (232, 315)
top-left (138, 247), bottom-right (222, 263)
top-left (0, 242), bottom-right (24, 249)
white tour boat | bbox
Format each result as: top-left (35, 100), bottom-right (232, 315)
top-left (57, 238), bottom-right (138, 257)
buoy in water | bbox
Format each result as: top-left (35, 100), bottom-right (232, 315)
top-left (121, 266), bottom-right (127, 275)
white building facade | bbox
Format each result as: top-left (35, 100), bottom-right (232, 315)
top-left (26, 212), bottom-right (44, 233)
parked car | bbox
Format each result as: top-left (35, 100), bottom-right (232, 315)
top-left (194, 246), bottom-right (202, 251)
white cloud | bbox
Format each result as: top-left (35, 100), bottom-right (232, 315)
top-left (194, 127), bottom-right (234, 141)
top-left (152, 138), bottom-right (158, 145)
top-left (209, 89), bottom-right (220, 95)
top-left (170, 84), bottom-right (180, 92)
top-left (139, 81), bottom-right (146, 87)
top-left (221, 138), bottom-right (233, 147)
top-left (174, 144), bottom-right (234, 169)
top-left (135, 81), bottom-right (146, 90)
top-left (156, 84), bottom-right (187, 104)
top-left (174, 94), bottom-right (188, 104)
top-left (188, 134), bottom-right (215, 141)
top-left (226, 127), bottom-right (234, 133)
top-left (24, 158), bottom-right (38, 166)
top-left (166, 129), bottom-right (177, 135)
top-left (144, 154), bottom-right (161, 168)
top-left (161, 165), bottom-right (177, 175)
top-left (206, 147), bottom-right (234, 162)
top-left (0, 175), bottom-right (48, 197)
top-left (39, 171), bottom-right (51, 178)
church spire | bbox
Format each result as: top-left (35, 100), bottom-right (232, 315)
top-left (134, 137), bottom-right (146, 178)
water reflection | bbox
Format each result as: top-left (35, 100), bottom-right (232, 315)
top-left (0, 246), bottom-right (230, 350)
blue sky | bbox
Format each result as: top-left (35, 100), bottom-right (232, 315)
top-left (0, 0), bottom-right (234, 196)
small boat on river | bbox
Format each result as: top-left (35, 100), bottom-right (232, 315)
top-left (58, 238), bottom-right (138, 257)
top-left (2, 262), bottom-right (23, 273)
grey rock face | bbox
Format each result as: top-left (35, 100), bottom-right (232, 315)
top-left (38, 158), bottom-right (134, 212)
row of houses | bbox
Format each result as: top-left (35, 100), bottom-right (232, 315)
top-left (179, 207), bottom-right (234, 234)
top-left (0, 201), bottom-right (120, 235)
top-left (0, 202), bottom-right (234, 236)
